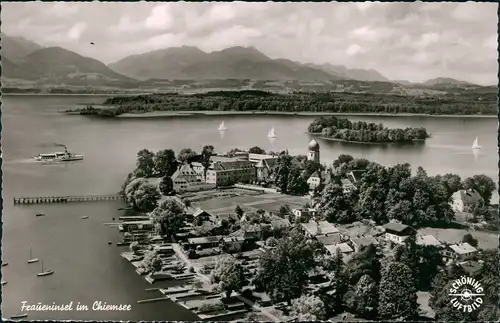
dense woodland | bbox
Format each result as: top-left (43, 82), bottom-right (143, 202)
top-left (71, 90), bottom-right (497, 117)
top-left (308, 116), bottom-right (429, 143)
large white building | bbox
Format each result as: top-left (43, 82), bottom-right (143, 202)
top-left (171, 164), bottom-right (215, 192)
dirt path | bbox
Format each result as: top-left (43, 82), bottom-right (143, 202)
top-left (171, 243), bottom-right (280, 322)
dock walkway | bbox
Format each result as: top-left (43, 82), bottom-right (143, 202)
top-left (13, 194), bottom-right (122, 205)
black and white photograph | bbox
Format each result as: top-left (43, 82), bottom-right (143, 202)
top-left (1, 1), bottom-right (499, 321)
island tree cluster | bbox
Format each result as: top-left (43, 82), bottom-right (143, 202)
top-left (308, 116), bottom-right (429, 143)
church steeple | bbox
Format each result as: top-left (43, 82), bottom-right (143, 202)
top-left (307, 139), bottom-right (320, 163)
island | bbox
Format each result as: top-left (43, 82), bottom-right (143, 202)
top-left (307, 116), bottom-right (429, 144)
top-left (110, 141), bottom-right (499, 322)
top-left (63, 90), bottom-right (497, 118)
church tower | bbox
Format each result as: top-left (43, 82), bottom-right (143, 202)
top-left (307, 138), bottom-right (320, 163)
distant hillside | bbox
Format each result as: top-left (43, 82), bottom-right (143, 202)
top-left (3, 46), bottom-right (137, 86)
top-left (422, 77), bottom-right (473, 86)
top-left (305, 63), bottom-right (389, 82)
top-left (1, 34), bottom-right (43, 60)
top-left (109, 46), bottom-right (338, 81)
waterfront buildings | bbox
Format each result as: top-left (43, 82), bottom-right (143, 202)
top-left (172, 164), bottom-right (215, 192)
top-left (205, 160), bottom-right (256, 186)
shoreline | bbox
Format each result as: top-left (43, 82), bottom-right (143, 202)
top-left (113, 110), bottom-right (496, 119)
top-left (307, 133), bottom-right (426, 145)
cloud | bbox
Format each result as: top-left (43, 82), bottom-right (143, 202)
top-left (67, 22), bottom-right (87, 41)
top-left (145, 4), bottom-right (174, 30)
top-left (1, 2), bottom-right (498, 84)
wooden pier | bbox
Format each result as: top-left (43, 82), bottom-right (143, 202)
top-left (13, 194), bottom-right (122, 205)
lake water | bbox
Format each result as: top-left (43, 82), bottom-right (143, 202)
top-left (1, 95), bottom-right (498, 319)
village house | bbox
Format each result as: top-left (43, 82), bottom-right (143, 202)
top-left (350, 236), bottom-right (379, 252)
top-left (383, 222), bottom-right (415, 244)
top-left (444, 242), bottom-right (478, 261)
top-left (325, 243), bottom-right (354, 258)
top-left (171, 163), bottom-right (215, 192)
top-left (451, 189), bottom-right (484, 212)
top-left (292, 208), bottom-right (318, 221)
top-left (191, 208), bottom-right (212, 224)
top-left (341, 178), bottom-right (356, 193)
top-left (219, 236), bottom-right (246, 253)
top-left (205, 160), bottom-right (256, 187)
top-left (416, 234), bottom-right (442, 248)
top-left (316, 233), bottom-right (343, 247)
top-left (301, 220), bottom-right (339, 238)
top-left (185, 236), bottom-right (222, 250)
top-left (255, 158), bottom-right (278, 182)
top-left (347, 170), bottom-right (366, 186)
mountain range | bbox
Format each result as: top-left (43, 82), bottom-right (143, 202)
top-left (0, 34), bottom-right (483, 87)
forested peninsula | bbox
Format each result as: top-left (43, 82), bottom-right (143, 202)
top-left (65, 90), bottom-right (497, 117)
top-left (308, 116), bottom-right (429, 144)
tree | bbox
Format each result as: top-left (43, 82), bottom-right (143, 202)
top-left (210, 255), bottom-right (245, 298)
top-left (120, 172), bottom-right (136, 197)
top-left (151, 199), bottom-right (185, 238)
top-left (248, 146), bottom-right (266, 154)
top-left (462, 233), bottom-right (478, 247)
top-left (275, 154), bottom-right (293, 193)
top-left (287, 167), bottom-right (309, 196)
top-left (159, 176), bottom-right (174, 195)
top-left (136, 149), bottom-right (155, 178)
top-left (254, 230), bottom-right (316, 305)
top-left (177, 148), bottom-right (197, 164)
top-left (378, 261), bottom-right (418, 320)
top-left (277, 204), bottom-right (292, 219)
top-left (347, 243), bottom-right (382, 284)
top-left (435, 173), bottom-right (463, 197)
top-left (344, 274), bottom-right (379, 319)
top-left (463, 174), bottom-right (496, 205)
top-left (235, 205), bottom-right (244, 218)
top-left (154, 149), bottom-right (178, 177)
top-left (291, 295), bottom-right (326, 320)
top-left (417, 245), bottom-right (444, 290)
top-left (124, 178), bottom-right (148, 207)
top-left (133, 183), bottom-right (160, 212)
top-left (394, 232), bottom-right (419, 284)
top-left (200, 145), bottom-right (214, 179)
top-left (315, 183), bottom-right (355, 223)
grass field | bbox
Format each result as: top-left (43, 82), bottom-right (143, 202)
top-left (195, 192), bottom-right (308, 214)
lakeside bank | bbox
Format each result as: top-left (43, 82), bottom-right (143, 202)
top-left (114, 110), bottom-right (497, 119)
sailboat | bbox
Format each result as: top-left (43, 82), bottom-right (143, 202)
top-left (37, 260), bottom-right (54, 277)
top-left (218, 121), bottom-right (228, 131)
top-left (28, 247), bottom-right (39, 264)
top-left (472, 137), bottom-right (481, 149)
top-left (267, 127), bottom-right (277, 138)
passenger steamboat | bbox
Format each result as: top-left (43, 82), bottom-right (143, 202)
top-left (33, 146), bottom-right (83, 162)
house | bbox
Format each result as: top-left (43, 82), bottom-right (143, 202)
top-left (341, 178), bottom-right (356, 193)
top-left (192, 208), bottom-right (212, 224)
top-left (383, 222), bottom-right (415, 244)
top-left (350, 236), bottom-right (379, 252)
top-left (190, 162), bottom-right (206, 180)
top-left (153, 244), bottom-right (175, 256)
top-left (325, 243), bottom-right (354, 257)
top-left (255, 158), bottom-right (278, 182)
top-left (447, 242), bottom-right (478, 261)
top-left (186, 236), bottom-right (222, 250)
top-left (205, 160), bottom-right (256, 187)
top-left (292, 208), bottom-right (318, 220)
top-left (347, 170), bottom-right (366, 186)
top-left (248, 153), bottom-right (278, 163)
top-left (219, 236), bottom-right (246, 253)
top-left (171, 163), bottom-right (215, 192)
top-left (307, 171), bottom-right (332, 190)
top-left (301, 220), bottom-right (339, 238)
top-left (316, 234), bottom-right (343, 247)
top-left (416, 234), bottom-right (442, 247)
top-left (451, 189), bottom-right (484, 212)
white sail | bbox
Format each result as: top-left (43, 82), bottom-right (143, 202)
top-left (472, 137), bottom-right (481, 149)
top-left (267, 127), bottom-right (276, 138)
top-left (218, 121), bottom-right (227, 131)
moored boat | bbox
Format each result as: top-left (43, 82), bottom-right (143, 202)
top-left (37, 260), bottom-right (54, 277)
top-left (10, 313), bottom-right (28, 319)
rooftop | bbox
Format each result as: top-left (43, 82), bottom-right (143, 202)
top-left (210, 160), bottom-right (255, 171)
top-left (452, 189), bottom-right (484, 205)
top-left (316, 234), bottom-right (342, 246)
top-left (301, 220), bottom-right (339, 236)
top-left (308, 138), bottom-right (320, 152)
top-left (187, 236), bottom-right (222, 245)
top-left (383, 222), bottom-right (412, 234)
top-left (326, 243), bottom-right (353, 254)
top-left (417, 234), bottom-right (442, 246)
top-left (450, 242), bottom-right (477, 254)
top-left (351, 236), bottom-right (379, 248)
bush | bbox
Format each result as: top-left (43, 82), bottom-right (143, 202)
top-left (198, 302), bottom-right (225, 313)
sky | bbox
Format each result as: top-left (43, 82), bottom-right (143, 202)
top-left (1, 1), bottom-right (498, 85)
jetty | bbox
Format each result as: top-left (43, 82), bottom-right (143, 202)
top-left (13, 194), bottom-right (122, 205)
